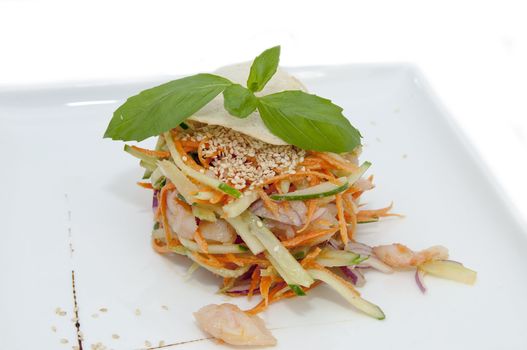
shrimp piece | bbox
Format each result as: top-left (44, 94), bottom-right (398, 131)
top-left (372, 243), bottom-right (448, 268)
top-left (166, 191), bottom-right (197, 239)
top-left (199, 219), bottom-right (236, 243)
top-left (194, 303), bottom-right (277, 346)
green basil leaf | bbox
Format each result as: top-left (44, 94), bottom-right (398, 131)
top-left (247, 46), bottom-right (280, 92)
top-left (258, 91), bottom-right (362, 152)
top-left (104, 74), bottom-right (231, 141)
top-left (223, 84), bottom-right (258, 118)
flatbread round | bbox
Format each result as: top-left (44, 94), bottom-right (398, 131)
top-left (189, 61), bottom-right (307, 145)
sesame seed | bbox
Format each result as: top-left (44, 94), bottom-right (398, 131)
top-left (112, 334), bottom-right (120, 339)
top-left (60, 338), bottom-right (69, 344)
top-left (144, 340), bottom-right (152, 347)
top-left (182, 156), bottom-right (188, 161)
top-left (135, 309), bottom-right (141, 316)
top-left (199, 169), bottom-right (205, 174)
top-left (159, 340), bottom-right (166, 346)
top-left (179, 125), bottom-right (305, 190)
top-left (161, 305), bottom-right (169, 310)
top-left (256, 221), bottom-right (263, 228)
top-left (99, 308), bottom-right (108, 313)
top-left (51, 326), bottom-right (57, 332)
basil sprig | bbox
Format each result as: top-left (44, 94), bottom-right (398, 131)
top-left (104, 46), bottom-right (362, 152)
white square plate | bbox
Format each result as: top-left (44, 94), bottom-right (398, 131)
top-left (1, 65), bottom-right (526, 350)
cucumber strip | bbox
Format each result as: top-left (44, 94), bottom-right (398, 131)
top-left (248, 213), bottom-right (314, 287)
top-left (139, 159), bottom-right (157, 172)
top-left (168, 245), bottom-right (187, 255)
top-left (124, 144), bottom-right (161, 163)
top-left (315, 248), bottom-right (365, 267)
top-left (191, 206), bottom-right (217, 222)
top-left (347, 161), bottom-right (372, 185)
top-left (179, 238), bottom-right (248, 254)
top-left (164, 132), bottom-right (241, 198)
top-left (150, 167), bottom-right (165, 189)
top-left (270, 177), bottom-right (348, 201)
top-left (225, 212), bottom-right (265, 255)
top-left (142, 168), bottom-right (153, 179)
top-left (157, 160), bottom-right (198, 203)
top-left (289, 284), bottom-right (306, 296)
top-left (222, 191), bottom-right (259, 218)
top-left (419, 260), bottom-right (477, 285)
top-left (186, 251), bottom-right (251, 278)
top-left (307, 267), bottom-right (385, 320)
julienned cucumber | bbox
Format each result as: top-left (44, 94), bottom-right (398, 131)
top-left (270, 161), bottom-right (372, 201)
top-left (163, 132), bottom-right (242, 198)
top-left (270, 177), bottom-right (348, 201)
top-left (248, 213), bottom-right (314, 287)
top-left (124, 144), bottom-right (159, 164)
top-left (347, 161), bottom-right (372, 184)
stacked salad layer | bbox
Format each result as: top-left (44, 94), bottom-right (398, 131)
top-left (105, 46), bottom-right (476, 347)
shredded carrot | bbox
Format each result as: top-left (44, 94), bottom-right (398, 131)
top-left (215, 255), bottom-right (269, 267)
top-left (282, 228), bottom-right (338, 248)
top-left (248, 267), bottom-right (261, 300)
top-left (223, 278), bottom-right (234, 288)
top-left (192, 252), bottom-right (225, 268)
top-left (152, 238), bottom-right (171, 254)
top-left (258, 189), bottom-right (280, 218)
top-left (209, 191), bottom-right (225, 204)
top-left (130, 145), bottom-right (170, 158)
top-left (246, 281), bottom-right (322, 315)
top-left (259, 276), bottom-right (272, 307)
top-left (136, 182), bottom-right (154, 189)
top-left (173, 138), bottom-right (203, 171)
top-left (342, 193), bottom-right (357, 239)
top-left (194, 228), bottom-right (208, 253)
top-left (262, 171), bottom-right (341, 186)
top-left (159, 183), bottom-right (178, 247)
top-left (180, 139), bottom-right (200, 149)
top-left (301, 247), bottom-right (322, 267)
top-left (335, 194), bottom-right (349, 245)
top-left (357, 203), bottom-right (402, 219)
top-left (297, 199), bottom-right (318, 233)
top-left (311, 152), bottom-right (359, 172)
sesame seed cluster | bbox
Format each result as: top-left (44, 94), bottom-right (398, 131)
top-left (180, 125), bottom-right (306, 190)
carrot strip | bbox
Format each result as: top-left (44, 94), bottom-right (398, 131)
top-left (173, 138), bottom-right (203, 171)
top-left (259, 276), bottom-right (272, 308)
top-left (301, 247), bottom-right (322, 267)
top-left (258, 189), bottom-right (280, 218)
top-left (281, 228), bottom-right (338, 248)
top-left (159, 183), bottom-right (178, 247)
top-left (180, 139), bottom-right (201, 149)
top-left (262, 171), bottom-right (341, 186)
top-left (246, 281), bottom-right (322, 315)
top-left (192, 252), bottom-right (225, 268)
top-left (130, 145), bottom-right (170, 158)
top-left (297, 199), bottom-right (318, 233)
top-left (248, 267), bottom-right (261, 300)
top-left (335, 194), bottom-right (349, 245)
top-left (312, 152), bottom-right (358, 172)
top-left (194, 228), bottom-right (208, 253)
top-left (357, 203), bottom-right (402, 219)
top-left (136, 182), bottom-right (154, 189)
top-left (342, 193), bottom-right (357, 239)
top-left (152, 238), bottom-right (171, 254)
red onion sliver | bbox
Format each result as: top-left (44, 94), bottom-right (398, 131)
top-left (340, 267), bottom-right (366, 287)
top-left (152, 190), bottom-right (159, 212)
top-left (415, 269), bottom-right (427, 294)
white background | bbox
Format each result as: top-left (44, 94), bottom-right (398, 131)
top-left (1, 0), bottom-right (526, 221)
